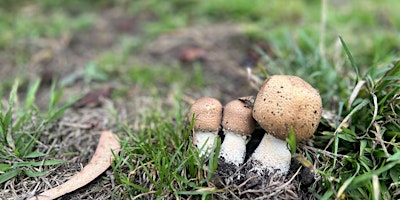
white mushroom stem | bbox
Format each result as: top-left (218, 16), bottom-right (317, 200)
top-left (219, 131), bottom-right (247, 166)
top-left (250, 134), bottom-right (291, 176)
top-left (194, 131), bottom-right (218, 157)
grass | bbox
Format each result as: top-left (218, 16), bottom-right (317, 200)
top-left (112, 95), bottom-right (221, 199)
top-left (311, 50), bottom-right (400, 199)
top-left (0, 0), bottom-right (399, 199)
top-left (0, 4), bottom-right (94, 50)
top-left (0, 80), bottom-right (75, 184)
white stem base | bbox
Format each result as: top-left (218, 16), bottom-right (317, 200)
top-left (219, 132), bottom-right (246, 166)
top-left (250, 134), bottom-right (291, 176)
top-left (194, 132), bottom-right (217, 157)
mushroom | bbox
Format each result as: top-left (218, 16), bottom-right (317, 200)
top-left (189, 97), bottom-right (223, 156)
top-left (250, 75), bottom-right (322, 175)
top-left (219, 96), bottom-right (256, 166)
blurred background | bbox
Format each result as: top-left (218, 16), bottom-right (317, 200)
top-left (1, 0), bottom-right (399, 108)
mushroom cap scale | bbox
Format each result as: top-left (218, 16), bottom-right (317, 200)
top-left (252, 75), bottom-right (322, 141)
top-left (222, 96), bottom-right (256, 137)
top-left (189, 97), bottom-right (223, 132)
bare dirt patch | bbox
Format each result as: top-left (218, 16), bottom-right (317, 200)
top-left (141, 23), bottom-right (259, 104)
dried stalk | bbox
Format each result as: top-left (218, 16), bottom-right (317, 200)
top-left (28, 131), bottom-right (121, 200)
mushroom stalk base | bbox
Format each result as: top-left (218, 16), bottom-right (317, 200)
top-left (194, 131), bottom-right (217, 157)
top-left (219, 131), bottom-right (246, 166)
top-left (250, 134), bottom-right (291, 176)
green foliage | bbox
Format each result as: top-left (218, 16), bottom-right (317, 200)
top-left (0, 80), bottom-right (74, 184)
top-left (137, 64), bottom-right (203, 89)
top-left (286, 127), bottom-right (297, 155)
top-left (113, 92), bottom-right (219, 199)
top-left (0, 4), bottom-right (94, 50)
top-left (313, 41), bottom-right (400, 199)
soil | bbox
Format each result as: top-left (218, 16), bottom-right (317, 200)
top-left (0, 5), bottom-right (314, 200)
top-left (215, 141), bottom-right (316, 200)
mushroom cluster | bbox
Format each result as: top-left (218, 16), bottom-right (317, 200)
top-left (188, 75), bottom-right (322, 179)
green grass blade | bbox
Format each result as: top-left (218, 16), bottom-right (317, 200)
top-left (286, 126), bottom-right (297, 154)
top-left (13, 159), bottom-right (66, 167)
top-left (350, 159), bottom-right (400, 188)
top-left (22, 169), bottom-right (48, 177)
top-left (8, 80), bottom-right (18, 108)
top-left (19, 134), bottom-right (38, 158)
top-left (25, 80), bottom-right (41, 109)
top-left (47, 80), bottom-right (63, 117)
top-left (0, 168), bottom-right (21, 184)
top-left (319, 188), bottom-right (334, 200)
top-left (387, 151), bottom-right (400, 162)
top-left (375, 60), bottom-right (400, 91)
top-left (23, 151), bottom-right (47, 159)
top-left (333, 99), bottom-right (369, 166)
top-left (337, 176), bottom-right (355, 198)
top-left (47, 97), bottom-right (78, 122)
top-left (3, 80), bottom-right (19, 149)
top-left (339, 36), bottom-right (360, 83)
top-left (0, 163), bottom-right (11, 172)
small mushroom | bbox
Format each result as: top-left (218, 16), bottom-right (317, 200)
top-left (219, 96), bottom-right (256, 166)
top-left (250, 75), bottom-right (322, 175)
top-left (189, 97), bottom-right (223, 156)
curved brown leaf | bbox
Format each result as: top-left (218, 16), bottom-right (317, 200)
top-left (28, 131), bottom-right (121, 200)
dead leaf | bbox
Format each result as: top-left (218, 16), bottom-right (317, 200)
top-left (73, 87), bottom-right (113, 108)
top-left (179, 46), bottom-right (206, 63)
top-left (28, 131), bottom-right (121, 200)
top-left (31, 48), bottom-right (54, 66)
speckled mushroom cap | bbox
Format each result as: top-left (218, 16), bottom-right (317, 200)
top-left (252, 75), bottom-right (322, 141)
top-left (189, 97), bottom-right (223, 132)
top-left (222, 96), bottom-right (256, 136)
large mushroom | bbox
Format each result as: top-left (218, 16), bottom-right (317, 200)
top-left (219, 96), bottom-right (256, 166)
top-left (250, 75), bottom-right (322, 175)
top-left (189, 97), bottom-right (223, 156)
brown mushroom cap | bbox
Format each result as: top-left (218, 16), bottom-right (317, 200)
top-left (189, 97), bottom-right (223, 132)
top-left (252, 75), bottom-right (322, 141)
top-left (222, 96), bottom-right (256, 136)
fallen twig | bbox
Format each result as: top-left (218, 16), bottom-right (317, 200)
top-left (28, 131), bottom-right (121, 200)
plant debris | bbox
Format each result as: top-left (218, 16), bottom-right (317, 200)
top-left (27, 131), bottom-right (120, 200)
top-left (73, 87), bottom-right (114, 108)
